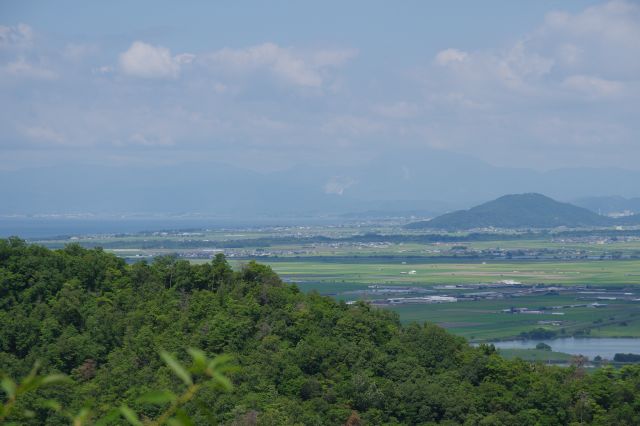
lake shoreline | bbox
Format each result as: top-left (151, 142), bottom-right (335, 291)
top-left (485, 337), bottom-right (640, 359)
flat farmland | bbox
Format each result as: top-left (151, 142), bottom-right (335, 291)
top-left (259, 259), bottom-right (640, 287)
top-left (386, 297), bottom-right (640, 341)
top-left (29, 224), bottom-right (640, 342)
top-left (253, 258), bottom-right (640, 341)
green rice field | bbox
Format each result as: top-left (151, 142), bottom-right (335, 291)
top-left (31, 226), bottom-right (640, 342)
top-left (261, 259), bottom-right (640, 287)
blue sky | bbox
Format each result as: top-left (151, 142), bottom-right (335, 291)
top-left (1, 0), bottom-right (638, 173)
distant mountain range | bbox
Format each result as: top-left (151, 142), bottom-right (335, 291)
top-left (407, 193), bottom-right (640, 230)
top-left (573, 196), bottom-right (640, 215)
top-left (3, 146), bottom-right (640, 217)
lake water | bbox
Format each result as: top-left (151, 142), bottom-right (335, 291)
top-left (0, 216), bottom-right (346, 239)
top-left (491, 337), bottom-right (640, 359)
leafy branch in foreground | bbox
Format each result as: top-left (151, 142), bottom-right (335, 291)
top-left (0, 361), bottom-right (69, 424)
top-left (116, 349), bottom-right (235, 426)
top-left (1, 349), bottom-right (234, 426)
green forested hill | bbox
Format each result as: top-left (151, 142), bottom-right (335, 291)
top-left (407, 193), bottom-right (614, 230)
top-left (1, 238), bottom-right (640, 425)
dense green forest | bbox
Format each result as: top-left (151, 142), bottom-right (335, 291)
top-left (1, 238), bottom-right (640, 425)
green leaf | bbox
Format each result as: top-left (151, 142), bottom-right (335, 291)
top-left (160, 351), bottom-right (193, 385)
top-left (73, 407), bottom-right (92, 425)
top-left (211, 372), bottom-right (233, 391)
top-left (167, 408), bottom-right (195, 426)
top-left (94, 408), bottom-right (121, 426)
top-left (187, 348), bottom-right (207, 372)
top-left (1, 377), bottom-right (16, 398)
top-left (41, 399), bottom-right (62, 412)
top-left (136, 389), bottom-right (177, 405)
top-left (40, 374), bottom-right (69, 385)
top-left (20, 373), bottom-right (69, 395)
top-left (207, 354), bottom-right (233, 371)
top-left (119, 405), bottom-right (143, 426)
top-left (22, 361), bottom-right (41, 387)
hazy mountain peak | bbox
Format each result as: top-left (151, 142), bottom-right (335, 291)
top-left (406, 193), bottom-right (617, 230)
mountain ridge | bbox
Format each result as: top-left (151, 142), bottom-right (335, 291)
top-left (573, 196), bottom-right (640, 215)
top-left (407, 193), bottom-right (640, 230)
top-left (4, 147), bottom-right (640, 215)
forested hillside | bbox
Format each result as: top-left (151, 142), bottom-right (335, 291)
top-left (407, 193), bottom-right (616, 230)
top-left (1, 238), bottom-right (639, 425)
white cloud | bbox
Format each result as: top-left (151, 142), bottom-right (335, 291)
top-left (311, 49), bottom-right (357, 67)
top-left (0, 25), bottom-right (60, 81)
top-left (432, 1), bottom-right (640, 96)
top-left (562, 74), bottom-right (623, 97)
top-left (249, 116), bottom-right (289, 132)
top-left (323, 176), bottom-right (356, 195)
top-left (0, 23), bottom-right (33, 49)
top-left (210, 43), bottom-right (321, 87)
top-left (414, 0), bottom-right (640, 169)
top-left (212, 82), bottom-right (227, 93)
top-left (435, 48), bottom-right (468, 66)
top-left (501, 41), bottom-right (554, 81)
top-left (322, 115), bottom-right (384, 136)
top-left (63, 43), bottom-right (98, 60)
top-left (175, 53), bottom-right (196, 65)
top-left (555, 43), bottom-right (582, 66)
top-left (22, 125), bottom-right (66, 144)
top-left (428, 0), bottom-right (640, 109)
top-left (2, 3), bottom-right (638, 173)
top-left (1, 57), bottom-right (57, 80)
top-left (433, 42), bottom-right (553, 92)
top-left (129, 132), bottom-right (174, 146)
top-left (208, 43), bottom-right (354, 88)
top-left (543, 0), bottom-right (640, 45)
top-left (539, 0), bottom-right (640, 77)
top-left (427, 92), bottom-right (489, 110)
top-left (372, 102), bottom-right (418, 119)
top-left (92, 65), bottom-right (114, 75)
top-left (119, 41), bottom-right (186, 79)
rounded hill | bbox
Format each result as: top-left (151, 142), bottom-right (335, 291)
top-left (407, 193), bottom-right (613, 230)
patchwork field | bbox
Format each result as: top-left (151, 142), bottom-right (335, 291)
top-left (385, 297), bottom-right (640, 341)
top-left (30, 224), bottom-right (640, 343)
top-left (260, 259), bottom-right (640, 287)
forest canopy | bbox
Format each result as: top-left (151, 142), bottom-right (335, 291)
top-left (1, 238), bottom-right (639, 425)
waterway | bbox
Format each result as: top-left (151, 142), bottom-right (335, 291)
top-left (491, 337), bottom-right (640, 359)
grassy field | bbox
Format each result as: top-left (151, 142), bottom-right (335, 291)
top-left (497, 348), bottom-right (574, 363)
top-left (264, 259), bottom-right (640, 341)
top-left (259, 259), bottom-right (640, 287)
top-left (589, 319), bottom-right (640, 337)
top-left (385, 297), bottom-right (640, 341)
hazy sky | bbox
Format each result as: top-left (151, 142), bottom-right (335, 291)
top-left (1, 0), bottom-right (638, 172)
